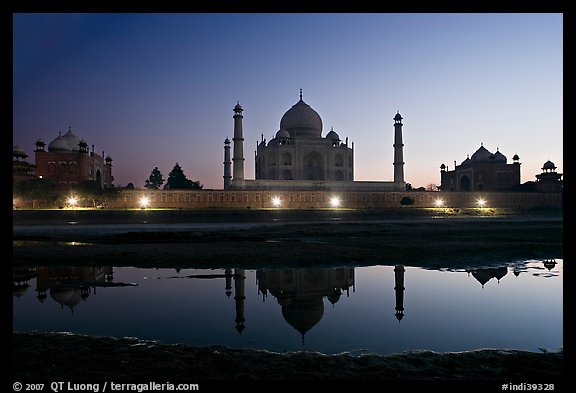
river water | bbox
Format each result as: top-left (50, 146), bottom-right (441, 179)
top-left (12, 259), bottom-right (562, 355)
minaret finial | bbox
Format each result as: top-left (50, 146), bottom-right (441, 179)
top-left (299, 88), bottom-right (302, 100)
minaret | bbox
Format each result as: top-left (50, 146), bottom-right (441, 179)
top-left (232, 102), bottom-right (245, 185)
top-left (393, 111), bottom-right (405, 184)
top-left (223, 138), bottom-right (232, 189)
top-left (394, 265), bottom-right (405, 321)
top-left (233, 268), bottom-right (246, 333)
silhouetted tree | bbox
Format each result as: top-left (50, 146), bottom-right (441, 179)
top-left (74, 180), bottom-right (103, 208)
top-left (145, 167), bottom-right (164, 189)
top-left (13, 178), bottom-right (58, 209)
top-left (125, 182), bottom-right (135, 190)
top-left (400, 196), bottom-right (415, 206)
top-left (405, 183), bottom-right (412, 191)
top-left (165, 163), bottom-right (202, 190)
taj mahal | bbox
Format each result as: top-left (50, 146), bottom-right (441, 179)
top-left (223, 90), bottom-right (406, 192)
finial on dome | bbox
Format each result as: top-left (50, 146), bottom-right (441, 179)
top-left (299, 88), bottom-right (302, 101)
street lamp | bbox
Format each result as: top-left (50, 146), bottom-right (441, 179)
top-left (330, 196), bottom-right (341, 208)
top-left (67, 196), bottom-right (78, 209)
top-left (139, 196), bottom-right (150, 210)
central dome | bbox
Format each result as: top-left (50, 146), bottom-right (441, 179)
top-left (280, 98), bottom-right (323, 138)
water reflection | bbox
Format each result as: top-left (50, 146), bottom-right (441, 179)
top-left (256, 268), bottom-right (355, 342)
top-left (12, 259), bottom-right (562, 354)
top-left (12, 266), bottom-right (137, 312)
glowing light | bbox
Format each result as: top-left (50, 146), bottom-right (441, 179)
top-left (477, 198), bottom-right (486, 207)
top-left (272, 196), bottom-right (282, 207)
top-left (330, 196), bottom-right (341, 208)
top-left (67, 196), bottom-right (78, 208)
top-left (434, 198), bottom-right (444, 207)
top-left (139, 196), bottom-right (150, 209)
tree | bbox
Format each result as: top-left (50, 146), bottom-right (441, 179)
top-left (165, 163), bottom-right (202, 190)
top-left (74, 180), bottom-right (104, 208)
top-left (400, 196), bottom-right (415, 206)
top-left (13, 178), bottom-right (58, 209)
top-left (145, 167), bottom-right (164, 189)
top-left (125, 182), bottom-right (135, 190)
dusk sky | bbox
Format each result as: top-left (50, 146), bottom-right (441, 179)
top-left (13, 13), bottom-right (563, 190)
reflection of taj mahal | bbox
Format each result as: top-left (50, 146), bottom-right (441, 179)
top-left (256, 268), bottom-right (355, 341)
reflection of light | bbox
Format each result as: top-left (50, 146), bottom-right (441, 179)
top-left (434, 198), bottom-right (444, 207)
top-left (139, 196), bottom-right (150, 209)
top-left (330, 196), bottom-right (341, 208)
top-left (477, 198), bottom-right (486, 207)
top-left (272, 196), bottom-right (281, 207)
top-left (67, 196), bottom-right (78, 208)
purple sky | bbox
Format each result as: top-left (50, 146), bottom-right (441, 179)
top-left (13, 13), bottom-right (563, 190)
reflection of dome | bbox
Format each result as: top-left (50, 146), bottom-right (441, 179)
top-left (281, 297), bottom-right (324, 336)
top-left (491, 266), bottom-right (508, 281)
top-left (327, 289), bottom-right (342, 305)
top-left (13, 283), bottom-right (30, 298)
top-left (280, 98), bottom-right (323, 138)
top-left (471, 269), bottom-right (492, 287)
top-left (50, 287), bottom-right (83, 310)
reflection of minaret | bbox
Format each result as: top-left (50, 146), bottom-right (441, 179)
top-left (394, 265), bottom-right (405, 321)
top-left (234, 269), bottom-right (246, 334)
top-left (224, 268), bottom-right (233, 298)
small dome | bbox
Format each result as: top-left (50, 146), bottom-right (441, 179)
top-left (48, 135), bottom-right (70, 152)
top-left (48, 128), bottom-right (82, 152)
top-left (492, 150), bottom-right (507, 162)
top-left (62, 128), bottom-right (81, 149)
top-left (326, 129), bottom-right (340, 141)
top-left (234, 103), bottom-right (243, 112)
top-left (440, 163), bottom-right (446, 170)
top-left (394, 111), bottom-right (403, 121)
top-left (470, 144), bottom-right (492, 161)
top-left (276, 129), bottom-right (290, 139)
top-left (512, 154), bottom-right (520, 161)
top-left (224, 137), bottom-right (231, 144)
top-left (13, 145), bottom-right (27, 158)
top-left (543, 160), bottom-right (556, 170)
top-left (280, 98), bottom-right (323, 138)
